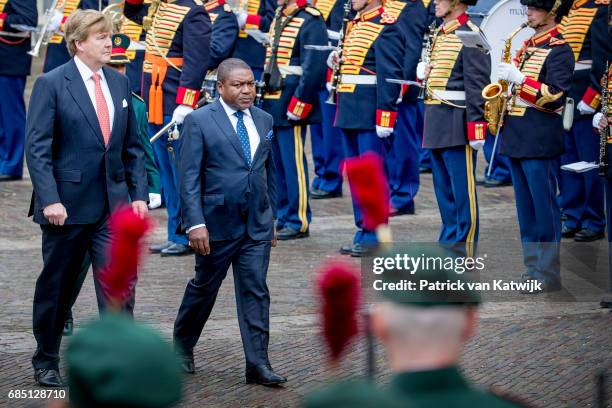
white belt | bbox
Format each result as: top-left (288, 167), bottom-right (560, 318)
top-left (340, 74), bottom-right (377, 85)
top-left (431, 90), bottom-right (466, 101)
top-left (574, 60), bottom-right (592, 71)
top-left (278, 65), bottom-right (303, 76)
top-left (514, 98), bottom-right (562, 115)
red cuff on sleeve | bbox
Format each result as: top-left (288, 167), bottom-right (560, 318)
top-left (245, 14), bottom-right (261, 28)
top-left (58, 15), bottom-right (68, 33)
top-left (400, 84), bottom-right (410, 96)
top-left (582, 86), bottom-right (602, 110)
top-left (0, 13), bottom-right (7, 31)
top-left (326, 68), bottom-right (332, 83)
top-left (176, 87), bottom-right (202, 108)
top-left (125, 0), bottom-right (145, 4)
top-left (376, 109), bottom-right (397, 128)
top-left (519, 77), bottom-right (541, 105)
top-left (467, 122), bottom-right (487, 141)
top-left (288, 96), bottom-right (313, 119)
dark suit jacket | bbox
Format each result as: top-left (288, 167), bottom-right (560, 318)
top-left (25, 59), bottom-right (148, 225)
top-left (179, 99), bottom-right (276, 242)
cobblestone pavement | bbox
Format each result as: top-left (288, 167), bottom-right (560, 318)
top-left (0, 74), bottom-right (611, 407)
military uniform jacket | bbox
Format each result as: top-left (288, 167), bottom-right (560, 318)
top-left (124, 0), bottom-right (212, 123)
top-left (43, 0), bottom-right (108, 73)
top-left (231, 0), bottom-right (275, 70)
top-left (335, 6), bottom-right (404, 130)
top-left (386, 0), bottom-right (427, 104)
top-left (262, 2), bottom-right (327, 127)
top-left (0, 0), bottom-right (37, 76)
top-left (559, 0), bottom-right (611, 119)
top-left (602, 64), bottom-right (612, 178)
top-left (500, 27), bottom-right (575, 159)
top-left (205, 0), bottom-right (239, 71)
top-left (314, 0), bottom-right (348, 90)
top-left (422, 13), bottom-right (490, 149)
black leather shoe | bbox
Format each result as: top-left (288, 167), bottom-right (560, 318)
top-left (160, 243), bottom-right (194, 257)
top-left (149, 241), bottom-right (172, 254)
top-left (561, 225), bottom-right (579, 238)
top-left (574, 228), bottom-right (605, 242)
top-left (34, 369), bottom-right (64, 387)
top-left (177, 352), bottom-right (195, 374)
top-left (0, 174), bottom-right (22, 182)
top-left (339, 244), bottom-right (354, 255)
top-left (600, 293), bottom-right (612, 309)
top-left (62, 318), bottom-right (73, 337)
top-left (276, 227), bottom-right (309, 240)
top-left (419, 167), bottom-right (432, 174)
top-left (475, 175), bottom-right (486, 185)
top-left (311, 188), bottom-right (342, 199)
top-left (246, 364), bottom-right (287, 386)
top-left (484, 178), bottom-right (512, 188)
top-left (389, 207), bottom-right (415, 217)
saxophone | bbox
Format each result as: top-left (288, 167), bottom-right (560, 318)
top-left (420, 21), bottom-right (438, 100)
top-left (598, 63), bottom-right (609, 177)
top-left (326, 0), bottom-right (352, 105)
top-left (482, 22), bottom-right (528, 135)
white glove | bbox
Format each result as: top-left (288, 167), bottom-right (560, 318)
top-left (171, 104), bottom-right (194, 125)
top-left (148, 193), bottom-right (162, 210)
top-left (469, 140), bottom-right (485, 151)
top-left (236, 11), bottom-right (247, 28)
top-left (376, 125), bottom-right (393, 138)
top-left (46, 10), bottom-right (64, 33)
top-left (327, 50), bottom-right (339, 69)
top-left (326, 82), bottom-right (332, 92)
top-left (592, 112), bottom-right (604, 129)
top-left (577, 100), bottom-right (596, 115)
top-left (416, 61), bottom-right (428, 81)
top-left (497, 62), bottom-right (525, 85)
top-left (287, 111), bottom-right (301, 121)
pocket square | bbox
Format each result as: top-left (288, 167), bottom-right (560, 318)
top-left (122, 98), bottom-right (128, 108)
top-left (265, 130), bottom-right (274, 141)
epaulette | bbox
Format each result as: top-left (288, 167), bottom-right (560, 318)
top-left (549, 37), bottom-right (566, 46)
top-left (224, 3), bottom-right (232, 12)
top-left (305, 6), bottom-right (321, 16)
top-left (595, 0), bottom-right (609, 5)
top-left (466, 20), bottom-right (480, 33)
top-left (131, 92), bottom-right (144, 103)
top-left (193, 0), bottom-right (204, 5)
top-left (380, 10), bottom-right (397, 24)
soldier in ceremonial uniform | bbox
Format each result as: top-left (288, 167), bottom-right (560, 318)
top-left (0, 0), bottom-right (37, 181)
top-left (43, 0), bottom-right (108, 73)
top-left (498, 0), bottom-right (574, 292)
top-left (309, 0), bottom-right (345, 200)
top-left (418, 0), bottom-right (437, 174)
top-left (385, 0), bottom-right (427, 216)
top-left (124, 0), bottom-right (212, 256)
top-left (419, 0), bottom-right (490, 257)
top-left (332, 0), bottom-right (404, 256)
top-left (558, 0), bottom-right (611, 242)
top-left (205, 0), bottom-right (240, 71)
top-left (262, 0), bottom-right (327, 240)
top-left (231, 0), bottom-right (276, 79)
top-left (304, 246), bottom-right (525, 408)
top-left (119, 0), bottom-right (151, 94)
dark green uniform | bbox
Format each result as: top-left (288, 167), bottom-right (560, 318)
top-left (132, 91), bottom-right (161, 195)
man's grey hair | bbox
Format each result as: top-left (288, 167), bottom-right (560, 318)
top-left (217, 58), bottom-right (253, 83)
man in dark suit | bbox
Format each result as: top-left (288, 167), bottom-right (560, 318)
top-left (25, 10), bottom-right (148, 387)
top-left (173, 58), bottom-right (286, 386)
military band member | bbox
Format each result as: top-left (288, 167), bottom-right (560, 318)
top-left (332, 0), bottom-right (405, 256)
top-left (419, 0), bottom-right (490, 257)
top-left (124, 0), bottom-right (212, 256)
top-left (119, 0), bottom-right (152, 94)
top-left (498, 0), bottom-right (574, 292)
top-left (309, 0), bottom-right (345, 200)
top-left (231, 0), bottom-right (276, 79)
top-left (385, 0), bottom-right (427, 216)
top-left (0, 0), bottom-right (37, 181)
top-left (205, 0), bottom-right (240, 71)
top-left (262, 0), bottom-right (327, 240)
top-left (558, 0), bottom-right (611, 242)
top-left (43, 0), bottom-right (109, 73)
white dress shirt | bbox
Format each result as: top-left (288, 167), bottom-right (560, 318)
top-left (187, 98), bottom-right (261, 234)
top-left (74, 55), bottom-right (115, 132)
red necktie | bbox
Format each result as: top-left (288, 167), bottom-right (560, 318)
top-left (92, 73), bottom-right (111, 146)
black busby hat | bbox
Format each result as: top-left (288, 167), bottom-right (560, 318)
top-left (520, 0), bottom-right (572, 21)
top-left (460, 0), bottom-right (478, 5)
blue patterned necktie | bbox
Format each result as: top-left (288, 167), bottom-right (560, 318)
top-left (234, 110), bottom-right (251, 166)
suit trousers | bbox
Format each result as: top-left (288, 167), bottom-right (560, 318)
top-left (509, 157), bottom-right (561, 285)
top-left (173, 235), bottom-right (272, 367)
top-left (558, 118), bottom-right (605, 232)
top-left (309, 89), bottom-right (344, 194)
top-left (386, 101), bottom-right (420, 213)
top-left (149, 115), bottom-right (188, 245)
top-left (430, 145), bottom-right (479, 257)
top-left (0, 75), bottom-right (26, 178)
top-left (32, 213), bottom-right (112, 369)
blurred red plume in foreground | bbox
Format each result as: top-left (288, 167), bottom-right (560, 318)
top-left (317, 260), bottom-right (361, 362)
top-left (344, 153), bottom-right (389, 231)
top-left (99, 207), bottom-right (152, 306)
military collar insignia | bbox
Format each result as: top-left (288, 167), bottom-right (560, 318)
top-left (204, 0), bottom-right (224, 11)
top-left (571, 0), bottom-right (589, 8)
top-left (358, 6), bottom-right (384, 22)
top-left (529, 26), bottom-right (559, 46)
top-left (441, 12), bottom-right (468, 34)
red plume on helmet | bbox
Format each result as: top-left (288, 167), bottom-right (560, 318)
top-left (316, 260), bottom-right (361, 362)
top-left (99, 207), bottom-right (152, 308)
